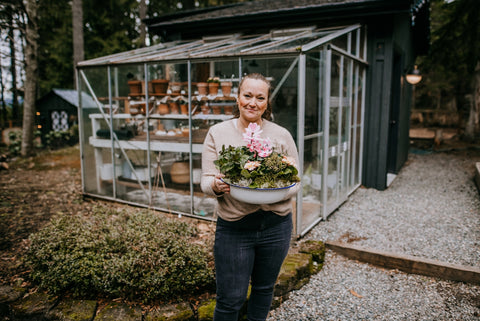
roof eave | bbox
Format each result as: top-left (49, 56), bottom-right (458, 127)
top-left (149, 1), bottom-right (412, 38)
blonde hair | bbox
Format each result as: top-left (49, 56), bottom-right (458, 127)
top-left (234, 73), bottom-right (272, 120)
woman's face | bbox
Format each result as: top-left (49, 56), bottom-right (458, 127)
top-left (237, 78), bottom-right (269, 124)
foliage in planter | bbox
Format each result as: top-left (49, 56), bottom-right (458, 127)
top-left (214, 123), bottom-right (300, 188)
top-left (25, 207), bottom-right (215, 303)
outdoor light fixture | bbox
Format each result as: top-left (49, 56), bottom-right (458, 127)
top-left (406, 65), bottom-right (422, 85)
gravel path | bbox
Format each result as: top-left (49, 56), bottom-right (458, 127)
top-left (268, 149), bottom-right (480, 320)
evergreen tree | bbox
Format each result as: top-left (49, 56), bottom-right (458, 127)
top-left (416, 0), bottom-right (480, 139)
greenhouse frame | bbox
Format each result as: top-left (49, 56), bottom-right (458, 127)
top-left (77, 24), bottom-right (367, 236)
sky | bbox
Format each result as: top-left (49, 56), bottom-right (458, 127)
top-left (0, 27), bottom-right (24, 102)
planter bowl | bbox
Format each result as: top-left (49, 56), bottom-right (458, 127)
top-left (223, 180), bottom-right (296, 204)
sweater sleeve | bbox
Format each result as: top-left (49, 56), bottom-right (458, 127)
top-left (200, 128), bottom-right (221, 197)
top-left (282, 128), bottom-right (301, 199)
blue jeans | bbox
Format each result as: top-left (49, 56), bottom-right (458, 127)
top-left (213, 210), bottom-right (292, 321)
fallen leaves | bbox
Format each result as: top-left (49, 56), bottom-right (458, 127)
top-left (349, 288), bottom-right (363, 298)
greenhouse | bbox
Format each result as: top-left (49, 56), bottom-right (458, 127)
top-left (77, 24), bottom-right (368, 236)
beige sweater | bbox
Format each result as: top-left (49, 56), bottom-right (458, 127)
top-left (201, 119), bottom-right (300, 221)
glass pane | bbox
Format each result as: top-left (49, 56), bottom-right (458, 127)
top-left (331, 34), bottom-right (348, 51)
top-left (301, 52), bottom-right (324, 231)
top-left (241, 57), bottom-right (299, 140)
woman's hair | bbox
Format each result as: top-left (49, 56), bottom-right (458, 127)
top-left (234, 73), bottom-right (272, 120)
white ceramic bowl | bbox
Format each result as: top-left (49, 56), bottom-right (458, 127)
top-left (225, 181), bottom-right (296, 204)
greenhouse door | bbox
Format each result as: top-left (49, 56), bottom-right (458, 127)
top-left (299, 26), bottom-right (366, 235)
top-left (322, 49), bottom-right (349, 216)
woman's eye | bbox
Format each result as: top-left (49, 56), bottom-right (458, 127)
top-left (244, 94), bottom-right (251, 98)
top-left (257, 97), bottom-right (265, 101)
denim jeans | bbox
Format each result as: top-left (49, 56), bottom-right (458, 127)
top-left (213, 210), bottom-right (292, 321)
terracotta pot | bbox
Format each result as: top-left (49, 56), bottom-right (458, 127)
top-left (128, 80), bottom-right (142, 94)
top-left (180, 104), bottom-right (188, 115)
top-left (201, 105), bottom-right (210, 115)
top-left (211, 105), bottom-right (222, 115)
top-left (141, 81), bottom-right (154, 94)
top-left (169, 101), bottom-right (179, 114)
top-left (221, 82), bottom-right (232, 96)
top-left (170, 82), bottom-right (182, 94)
top-left (157, 103), bottom-right (169, 115)
top-left (208, 83), bottom-right (219, 95)
top-left (152, 79), bottom-right (169, 94)
top-left (170, 162), bottom-right (190, 184)
top-left (223, 105), bottom-right (234, 115)
top-left (197, 82), bottom-right (208, 95)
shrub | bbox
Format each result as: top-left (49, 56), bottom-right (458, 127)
top-left (7, 129), bottom-right (42, 156)
top-left (44, 125), bottom-right (79, 149)
top-left (25, 207), bottom-right (215, 303)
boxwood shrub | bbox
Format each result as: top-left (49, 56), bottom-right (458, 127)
top-left (25, 207), bottom-right (215, 302)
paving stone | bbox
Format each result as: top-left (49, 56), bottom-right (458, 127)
top-left (95, 302), bottom-right (143, 321)
top-left (0, 285), bottom-right (27, 318)
top-left (299, 240), bottom-right (326, 265)
top-left (144, 301), bottom-right (194, 321)
top-left (274, 253), bottom-right (313, 296)
top-left (47, 299), bottom-right (97, 321)
top-left (0, 285), bottom-right (26, 304)
top-left (197, 299), bottom-right (215, 321)
top-left (10, 292), bottom-right (56, 320)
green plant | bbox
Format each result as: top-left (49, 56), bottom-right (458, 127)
top-left (7, 130), bottom-right (22, 156)
top-left (207, 77), bottom-right (220, 83)
top-left (44, 125), bottom-right (79, 149)
top-left (25, 207), bottom-right (215, 303)
top-left (7, 129), bottom-right (42, 156)
top-left (214, 123), bottom-right (300, 188)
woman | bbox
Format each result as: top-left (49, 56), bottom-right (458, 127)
top-left (201, 73), bottom-right (300, 321)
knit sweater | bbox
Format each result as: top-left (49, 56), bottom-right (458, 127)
top-left (200, 119), bottom-right (300, 221)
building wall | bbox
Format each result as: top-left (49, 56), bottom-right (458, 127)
top-left (37, 94), bottom-right (77, 135)
top-left (362, 12), bottom-right (416, 190)
top-left (391, 13), bottom-right (416, 174)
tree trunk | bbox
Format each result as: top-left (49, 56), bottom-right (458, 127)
top-left (21, 0), bottom-right (39, 157)
top-left (138, 0), bottom-right (146, 47)
top-left (465, 61), bottom-right (480, 140)
top-left (0, 58), bottom-right (6, 129)
top-left (72, 0), bottom-right (84, 89)
top-left (8, 15), bottom-right (19, 122)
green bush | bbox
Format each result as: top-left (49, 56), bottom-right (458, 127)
top-left (7, 129), bottom-right (43, 156)
top-left (26, 207), bottom-right (215, 303)
top-left (44, 125), bottom-right (79, 149)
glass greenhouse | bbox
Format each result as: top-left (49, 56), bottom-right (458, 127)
top-left (77, 24), bottom-right (367, 236)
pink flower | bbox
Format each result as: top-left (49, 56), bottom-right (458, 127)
top-left (258, 137), bottom-right (272, 157)
top-left (243, 122), bottom-right (263, 151)
top-left (244, 161), bottom-right (261, 171)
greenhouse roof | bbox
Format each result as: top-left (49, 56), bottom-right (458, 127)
top-left (77, 24), bottom-right (361, 68)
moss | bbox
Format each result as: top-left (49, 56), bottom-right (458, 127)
top-left (299, 240), bottom-right (326, 265)
top-left (197, 299), bottom-right (216, 321)
top-left (47, 299), bottom-right (97, 321)
top-left (145, 302), bottom-right (194, 321)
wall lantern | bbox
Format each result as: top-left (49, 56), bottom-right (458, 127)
top-left (406, 65), bottom-right (422, 85)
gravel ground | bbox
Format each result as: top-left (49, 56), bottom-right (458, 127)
top-left (268, 149), bottom-right (480, 321)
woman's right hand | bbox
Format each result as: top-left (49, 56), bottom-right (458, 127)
top-left (213, 174), bottom-right (230, 194)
